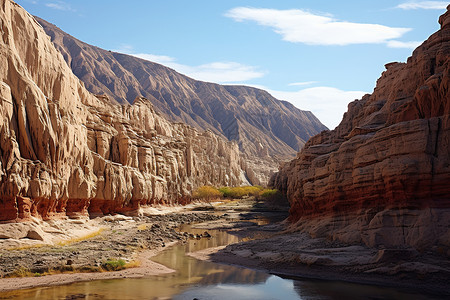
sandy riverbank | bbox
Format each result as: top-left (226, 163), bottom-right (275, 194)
top-left (0, 198), bottom-right (278, 293)
top-left (0, 246), bottom-right (175, 293)
top-left (0, 202), bottom-right (228, 293)
top-left (3, 198), bottom-right (447, 298)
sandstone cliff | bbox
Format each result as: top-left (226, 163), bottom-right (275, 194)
top-left (35, 17), bottom-right (327, 185)
top-left (271, 6), bottom-right (450, 250)
top-left (0, 0), bottom-right (248, 222)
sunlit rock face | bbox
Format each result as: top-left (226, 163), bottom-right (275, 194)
top-left (0, 0), bottom-right (247, 222)
top-left (271, 6), bottom-right (450, 250)
top-left (36, 17), bottom-right (328, 186)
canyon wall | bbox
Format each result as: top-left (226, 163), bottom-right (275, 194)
top-left (36, 17), bottom-right (328, 185)
top-left (0, 0), bottom-right (247, 222)
top-left (271, 6), bottom-right (450, 250)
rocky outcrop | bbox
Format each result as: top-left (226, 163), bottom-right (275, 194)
top-left (0, 0), bottom-right (247, 222)
top-left (36, 17), bottom-right (327, 185)
top-left (271, 6), bottom-right (450, 250)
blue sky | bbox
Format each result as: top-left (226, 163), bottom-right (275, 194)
top-left (16, 0), bottom-right (448, 128)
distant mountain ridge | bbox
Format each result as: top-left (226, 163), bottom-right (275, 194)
top-left (36, 17), bottom-right (327, 164)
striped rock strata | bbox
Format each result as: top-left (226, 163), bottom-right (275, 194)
top-left (271, 6), bottom-right (450, 251)
top-left (0, 0), bottom-right (246, 222)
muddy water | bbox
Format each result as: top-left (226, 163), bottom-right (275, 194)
top-left (3, 219), bottom-right (440, 300)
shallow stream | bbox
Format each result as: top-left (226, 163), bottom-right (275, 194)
top-left (3, 215), bottom-right (440, 300)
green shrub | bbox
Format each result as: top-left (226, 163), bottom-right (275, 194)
top-left (218, 186), bottom-right (232, 197)
top-left (102, 259), bottom-right (126, 271)
top-left (219, 185), bottom-right (264, 198)
top-left (194, 185), bottom-right (284, 202)
top-left (259, 189), bottom-right (279, 199)
top-left (8, 266), bottom-right (33, 278)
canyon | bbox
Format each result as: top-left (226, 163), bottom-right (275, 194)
top-left (0, 0), bottom-right (449, 297)
top-left (0, 0), bottom-right (326, 223)
top-left (0, 0), bottom-right (252, 222)
top-left (36, 17), bottom-right (327, 186)
top-left (270, 5), bottom-right (450, 251)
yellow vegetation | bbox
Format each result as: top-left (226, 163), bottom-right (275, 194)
top-left (193, 185), bottom-right (222, 200)
top-left (194, 185), bottom-right (283, 201)
top-left (7, 266), bottom-right (35, 278)
top-left (6, 258), bottom-right (141, 278)
top-left (219, 186), bottom-right (263, 198)
top-left (6, 266), bottom-right (75, 278)
top-left (137, 224), bottom-right (148, 231)
top-left (7, 243), bottom-right (46, 251)
top-left (56, 228), bottom-right (104, 246)
top-left (124, 260), bottom-right (141, 269)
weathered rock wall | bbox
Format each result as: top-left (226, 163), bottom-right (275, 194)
top-left (36, 17), bottom-right (328, 186)
top-left (0, 0), bottom-right (246, 222)
top-left (271, 6), bottom-right (450, 250)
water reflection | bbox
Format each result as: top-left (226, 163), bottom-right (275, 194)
top-left (148, 225), bottom-right (270, 289)
top-left (3, 221), bottom-right (440, 300)
top-left (293, 279), bottom-right (441, 300)
top-left (174, 276), bottom-right (300, 300)
top-left (3, 224), bottom-right (270, 300)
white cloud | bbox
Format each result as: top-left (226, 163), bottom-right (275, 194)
top-left (397, 1), bottom-right (448, 10)
top-left (387, 40), bottom-right (422, 49)
top-left (113, 44), bottom-right (134, 53)
top-left (114, 46), bottom-right (364, 128)
top-left (113, 46), bottom-right (264, 84)
top-left (133, 53), bottom-right (175, 64)
top-left (225, 7), bottom-right (411, 46)
top-left (45, 1), bottom-right (74, 11)
top-left (177, 61), bottom-right (265, 83)
top-left (266, 86), bottom-right (367, 129)
top-left (288, 81), bottom-right (317, 87)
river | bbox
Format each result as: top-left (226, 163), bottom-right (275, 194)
top-left (2, 211), bottom-right (440, 299)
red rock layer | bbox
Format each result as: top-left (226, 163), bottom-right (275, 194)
top-left (270, 6), bottom-right (450, 249)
